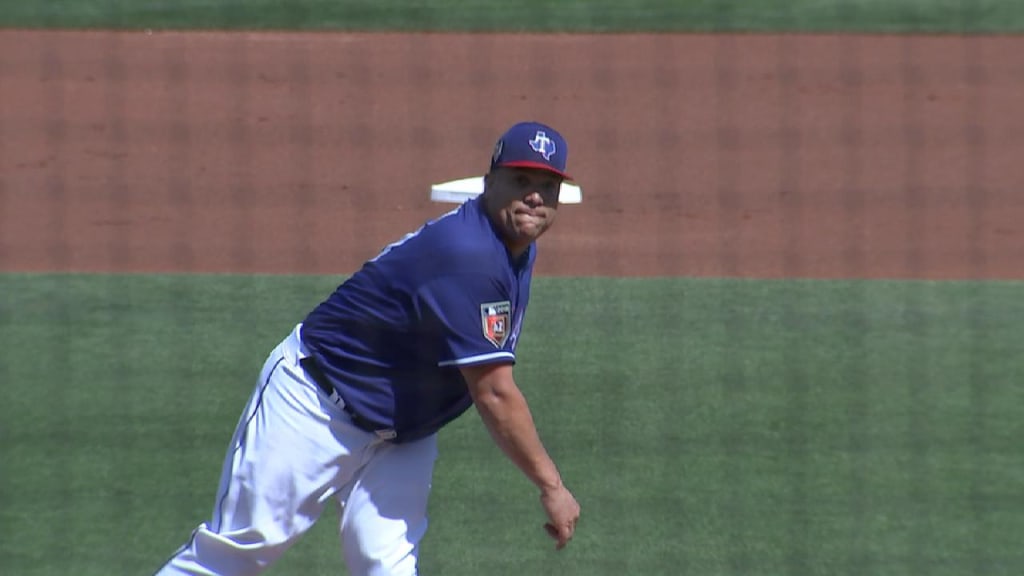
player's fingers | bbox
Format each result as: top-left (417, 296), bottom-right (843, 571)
top-left (551, 523), bottom-right (574, 550)
top-left (543, 523), bottom-right (568, 549)
top-left (557, 532), bottom-right (571, 549)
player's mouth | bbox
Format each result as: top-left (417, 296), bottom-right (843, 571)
top-left (513, 211), bottom-right (543, 225)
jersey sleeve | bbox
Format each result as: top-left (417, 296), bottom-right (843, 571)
top-left (415, 272), bottom-right (517, 368)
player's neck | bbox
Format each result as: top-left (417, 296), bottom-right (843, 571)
top-left (505, 241), bottom-right (530, 261)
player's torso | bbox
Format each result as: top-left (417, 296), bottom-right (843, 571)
top-left (300, 197), bottom-right (535, 441)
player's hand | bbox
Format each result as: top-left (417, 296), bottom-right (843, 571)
top-left (540, 484), bottom-right (580, 550)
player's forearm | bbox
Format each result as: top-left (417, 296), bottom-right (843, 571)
top-left (473, 385), bottom-right (563, 492)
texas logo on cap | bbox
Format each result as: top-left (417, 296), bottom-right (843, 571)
top-left (490, 121), bottom-right (571, 180)
top-left (529, 131), bottom-right (556, 160)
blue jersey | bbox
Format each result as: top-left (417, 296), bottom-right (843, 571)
top-left (300, 196), bottom-right (535, 443)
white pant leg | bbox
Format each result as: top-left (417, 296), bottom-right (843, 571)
top-left (155, 325), bottom-right (378, 576)
top-left (337, 434), bottom-right (438, 576)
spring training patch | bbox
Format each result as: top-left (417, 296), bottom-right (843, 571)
top-left (480, 301), bottom-right (512, 348)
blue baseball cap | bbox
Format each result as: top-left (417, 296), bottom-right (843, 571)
top-left (489, 121), bottom-right (572, 180)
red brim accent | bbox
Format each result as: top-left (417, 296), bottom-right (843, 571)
top-left (496, 161), bottom-right (572, 181)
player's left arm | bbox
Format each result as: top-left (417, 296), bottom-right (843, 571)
top-left (461, 362), bottom-right (580, 549)
top-left (462, 362), bottom-right (559, 489)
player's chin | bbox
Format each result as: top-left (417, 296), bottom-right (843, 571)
top-left (514, 219), bottom-right (552, 241)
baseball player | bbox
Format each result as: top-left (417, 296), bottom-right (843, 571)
top-left (153, 121), bottom-right (581, 576)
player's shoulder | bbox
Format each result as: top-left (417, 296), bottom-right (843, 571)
top-left (371, 197), bottom-right (509, 283)
top-left (420, 200), bottom-right (500, 255)
top-left (429, 233), bottom-right (506, 277)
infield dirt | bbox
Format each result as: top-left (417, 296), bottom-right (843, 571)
top-left (2, 30), bottom-right (1022, 279)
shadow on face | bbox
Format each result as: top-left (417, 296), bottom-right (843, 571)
top-left (483, 167), bottom-right (564, 254)
top-left (485, 167), bottom-right (562, 209)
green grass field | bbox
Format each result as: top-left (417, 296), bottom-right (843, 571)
top-left (1, 273), bottom-right (1022, 575)
top-left (1, 0), bottom-right (1023, 33)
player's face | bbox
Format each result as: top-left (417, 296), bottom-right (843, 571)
top-left (483, 167), bottom-right (561, 255)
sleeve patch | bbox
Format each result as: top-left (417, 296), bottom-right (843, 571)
top-left (480, 301), bottom-right (512, 348)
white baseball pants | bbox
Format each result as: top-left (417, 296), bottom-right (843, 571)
top-left (154, 324), bottom-right (438, 576)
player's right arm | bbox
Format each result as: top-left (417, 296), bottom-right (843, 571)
top-left (460, 362), bottom-right (580, 550)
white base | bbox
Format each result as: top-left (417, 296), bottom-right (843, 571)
top-left (430, 176), bottom-right (583, 204)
